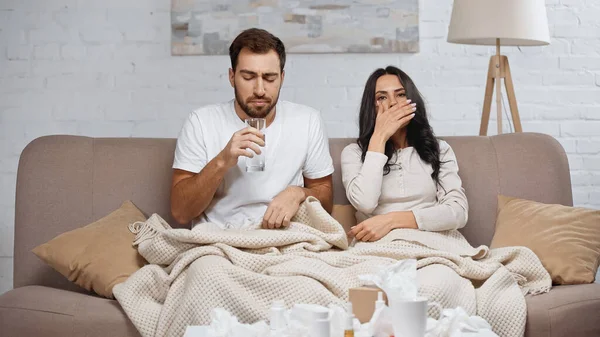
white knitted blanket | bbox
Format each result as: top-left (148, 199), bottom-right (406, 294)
top-left (113, 197), bottom-right (551, 337)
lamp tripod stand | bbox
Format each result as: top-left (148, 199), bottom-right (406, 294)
top-left (479, 38), bottom-right (523, 136)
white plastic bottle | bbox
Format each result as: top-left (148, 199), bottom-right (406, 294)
top-left (375, 291), bottom-right (385, 310)
top-left (344, 312), bottom-right (355, 337)
top-left (310, 310), bottom-right (331, 337)
top-left (368, 291), bottom-right (389, 337)
top-left (270, 300), bottom-right (286, 334)
top-left (345, 302), bottom-right (355, 337)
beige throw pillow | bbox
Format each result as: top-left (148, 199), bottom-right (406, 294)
top-left (490, 195), bottom-right (600, 285)
top-left (32, 200), bottom-right (147, 298)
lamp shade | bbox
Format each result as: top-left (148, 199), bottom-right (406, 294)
top-left (447, 0), bottom-right (550, 46)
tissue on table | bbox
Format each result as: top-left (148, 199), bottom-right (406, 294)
top-left (183, 303), bottom-right (354, 337)
top-left (353, 303), bottom-right (394, 337)
top-left (182, 308), bottom-right (270, 337)
top-left (358, 259), bottom-right (419, 304)
top-left (353, 305), bottom-right (499, 337)
top-left (425, 307), bottom-right (499, 337)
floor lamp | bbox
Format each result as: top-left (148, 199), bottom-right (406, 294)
top-left (447, 0), bottom-right (550, 136)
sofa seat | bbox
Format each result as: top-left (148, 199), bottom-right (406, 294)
top-left (0, 285), bottom-right (140, 337)
top-left (526, 283), bottom-right (600, 337)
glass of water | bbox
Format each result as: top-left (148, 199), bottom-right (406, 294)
top-left (244, 118), bottom-right (266, 172)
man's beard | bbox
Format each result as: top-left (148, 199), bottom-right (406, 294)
top-left (234, 85), bottom-right (280, 118)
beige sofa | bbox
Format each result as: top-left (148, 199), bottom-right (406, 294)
top-left (0, 133), bottom-right (599, 337)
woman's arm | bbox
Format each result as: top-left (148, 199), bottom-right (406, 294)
top-left (341, 144), bottom-right (388, 214)
top-left (411, 141), bottom-right (469, 231)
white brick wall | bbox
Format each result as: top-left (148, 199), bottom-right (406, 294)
top-left (0, 0), bottom-right (599, 294)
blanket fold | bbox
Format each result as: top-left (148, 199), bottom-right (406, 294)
top-left (114, 197), bottom-right (551, 337)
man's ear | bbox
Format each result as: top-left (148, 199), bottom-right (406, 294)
top-left (280, 70), bottom-right (285, 85)
top-left (228, 68), bottom-right (235, 88)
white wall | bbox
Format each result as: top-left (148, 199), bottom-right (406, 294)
top-left (1, 0), bottom-right (599, 294)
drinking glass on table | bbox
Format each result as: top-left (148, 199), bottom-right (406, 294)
top-left (244, 118), bottom-right (266, 172)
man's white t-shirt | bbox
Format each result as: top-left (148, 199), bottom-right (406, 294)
top-left (173, 99), bottom-right (334, 228)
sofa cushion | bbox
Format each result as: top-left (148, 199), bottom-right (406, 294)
top-left (32, 200), bottom-right (147, 298)
top-left (331, 204), bottom-right (356, 233)
top-left (490, 195), bottom-right (600, 285)
top-left (525, 283), bottom-right (600, 337)
top-left (0, 285), bottom-right (140, 337)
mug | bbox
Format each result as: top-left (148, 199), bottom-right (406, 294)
top-left (389, 297), bottom-right (441, 337)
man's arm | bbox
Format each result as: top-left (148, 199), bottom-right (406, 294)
top-left (171, 127), bottom-right (265, 225)
top-left (300, 174), bottom-right (333, 213)
top-left (170, 157), bottom-right (228, 225)
top-left (262, 174), bottom-right (333, 229)
top-left (298, 109), bottom-right (334, 214)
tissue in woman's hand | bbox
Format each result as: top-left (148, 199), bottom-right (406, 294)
top-left (358, 259), bottom-right (419, 303)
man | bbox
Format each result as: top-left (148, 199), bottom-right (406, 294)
top-left (170, 28), bottom-right (334, 230)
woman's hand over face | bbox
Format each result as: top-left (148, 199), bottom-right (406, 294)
top-left (373, 99), bottom-right (417, 141)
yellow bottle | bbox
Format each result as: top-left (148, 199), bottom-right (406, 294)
top-left (344, 312), bottom-right (355, 337)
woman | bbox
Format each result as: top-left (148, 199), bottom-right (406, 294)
top-left (341, 66), bottom-right (468, 242)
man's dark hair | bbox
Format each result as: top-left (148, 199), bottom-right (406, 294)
top-left (229, 28), bottom-right (286, 73)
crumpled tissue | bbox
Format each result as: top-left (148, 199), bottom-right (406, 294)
top-left (187, 308), bottom-right (270, 337)
top-left (425, 307), bottom-right (499, 337)
top-left (358, 259), bottom-right (419, 303)
top-left (352, 304), bottom-right (394, 337)
top-left (352, 305), bottom-right (499, 337)
top-left (183, 303), bottom-right (354, 337)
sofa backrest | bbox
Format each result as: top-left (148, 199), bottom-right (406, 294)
top-left (13, 133), bottom-right (572, 291)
